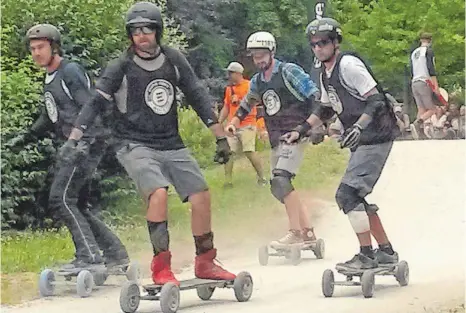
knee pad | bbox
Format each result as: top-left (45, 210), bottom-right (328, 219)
top-left (270, 169), bottom-right (295, 203)
top-left (147, 220), bottom-right (169, 254)
top-left (347, 205), bottom-right (370, 233)
top-left (335, 183), bottom-right (364, 214)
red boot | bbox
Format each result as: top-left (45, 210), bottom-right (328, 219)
top-left (151, 251), bottom-right (180, 286)
top-left (195, 249), bottom-right (236, 281)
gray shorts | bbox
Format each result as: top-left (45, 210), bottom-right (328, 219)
top-left (270, 139), bottom-right (308, 176)
top-left (341, 141), bottom-right (393, 198)
top-left (116, 143), bottom-right (208, 204)
top-left (412, 80), bottom-right (435, 110)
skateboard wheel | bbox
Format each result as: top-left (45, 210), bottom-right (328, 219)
top-left (314, 239), bottom-right (325, 259)
top-left (233, 271), bottom-right (253, 302)
top-left (290, 246), bottom-right (301, 265)
top-left (258, 246), bottom-right (269, 266)
top-left (93, 271), bottom-right (108, 286)
top-left (76, 270), bottom-right (94, 298)
top-left (120, 281), bottom-right (141, 313)
top-left (395, 261), bottom-right (409, 286)
top-left (321, 269), bottom-right (334, 297)
top-left (39, 269), bottom-right (56, 297)
top-left (196, 286), bottom-right (215, 300)
top-left (126, 262), bottom-right (141, 282)
top-left (361, 271), bottom-right (375, 298)
top-left (160, 283), bottom-right (180, 313)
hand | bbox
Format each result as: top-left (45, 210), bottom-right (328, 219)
top-left (259, 130), bottom-right (269, 142)
top-left (5, 133), bottom-right (27, 148)
top-left (213, 136), bottom-right (231, 164)
top-left (58, 139), bottom-right (89, 164)
top-left (225, 124), bottom-right (237, 136)
top-left (279, 131), bottom-right (300, 144)
top-left (340, 124), bottom-right (363, 150)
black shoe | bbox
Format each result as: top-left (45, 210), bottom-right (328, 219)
top-left (60, 258), bottom-right (104, 271)
top-left (336, 253), bottom-right (378, 271)
top-left (374, 249), bottom-right (399, 264)
top-left (105, 257), bottom-right (130, 269)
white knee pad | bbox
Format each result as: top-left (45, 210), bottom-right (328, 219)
top-left (347, 207), bottom-right (370, 233)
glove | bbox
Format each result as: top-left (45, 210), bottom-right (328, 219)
top-left (5, 130), bottom-right (32, 148)
top-left (340, 124), bottom-right (363, 150)
top-left (213, 136), bottom-right (231, 164)
top-left (58, 139), bottom-right (89, 165)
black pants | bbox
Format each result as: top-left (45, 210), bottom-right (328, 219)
top-left (48, 139), bottom-right (128, 264)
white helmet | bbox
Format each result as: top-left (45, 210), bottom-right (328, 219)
top-left (246, 31), bottom-right (276, 53)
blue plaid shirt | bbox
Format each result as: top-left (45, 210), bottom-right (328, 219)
top-left (240, 59), bottom-right (318, 112)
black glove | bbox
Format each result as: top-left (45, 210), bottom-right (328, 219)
top-left (340, 124), bottom-right (363, 150)
top-left (5, 131), bottom-right (32, 148)
top-left (58, 139), bottom-right (89, 165)
top-left (213, 136), bottom-right (231, 164)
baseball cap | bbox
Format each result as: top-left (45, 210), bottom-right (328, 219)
top-left (225, 62), bottom-right (244, 73)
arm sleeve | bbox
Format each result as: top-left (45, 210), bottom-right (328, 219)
top-left (74, 58), bottom-right (124, 131)
top-left (30, 108), bottom-right (53, 136)
top-left (282, 63), bottom-right (319, 101)
top-left (169, 49), bottom-right (218, 127)
top-left (426, 48), bottom-right (436, 76)
top-left (62, 62), bottom-right (93, 107)
top-left (339, 55), bottom-right (377, 97)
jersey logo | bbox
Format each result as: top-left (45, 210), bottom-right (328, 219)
top-left (144, 79), bottom-right (174, 115)
top-left (262, 89), bottom-right (281, 116)
top-left (414, 50), bottom-right (421, 59)
top-left (327, 86), bottom-right (343, 114)
top-left (44, 91), bottom-right (58, 123)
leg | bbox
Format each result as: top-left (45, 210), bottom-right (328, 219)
top-left (240, 128), bottom-right (266, 184)
top-left (269, 141), bottom-right (314, 245)
top-left (224, 136), bottom-right (240, 187)
top-left (335, 183), bottom-right (377, 270)
top-left (48, 159), bottom-right (103, 267)
top-left (411, 81), bottom-right (436, 138)
top-left (165, 148), bottom-right (235, 281)
top-left (115, 143), bottom-right (177, 285)
top-left (338, 142), bottom-right (397, 268)
top-left (81, 141), bottom-right (129, 266)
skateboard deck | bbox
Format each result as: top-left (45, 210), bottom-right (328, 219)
top-left (426, 80), bottom-right (448, 106)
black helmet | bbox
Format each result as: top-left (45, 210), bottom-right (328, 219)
top-left (305, 18), bottom-right (342, 43)
top-left (125, 2), bottom-right (163, 42)
top-left (26, 24), bottom-right (61, 45)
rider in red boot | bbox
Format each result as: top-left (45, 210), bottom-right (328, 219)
top-left (66, 2), bottom-right (236, 285)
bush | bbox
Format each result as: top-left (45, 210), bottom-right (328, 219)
top-left (0, 0), bottom-right (189, 230)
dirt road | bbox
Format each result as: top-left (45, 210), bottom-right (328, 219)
top-left (3, 140), bottom-right (465, 313)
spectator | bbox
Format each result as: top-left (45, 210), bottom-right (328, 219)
top-left (410, 32), bottom-right (439, 139)
top-left (425, 106), bottom-right (448, 139)
top-left (459, 106), bottom-right (465, 139)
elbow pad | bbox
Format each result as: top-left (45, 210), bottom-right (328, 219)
top-left (364, 93), bottom-right (386, 117)
top-left (313, 105), bottom-right (335, 122)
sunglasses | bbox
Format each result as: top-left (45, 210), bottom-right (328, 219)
top-left (309, 38), bottom-right (332, 48)
top-left (129, 26), bottom-right (155, 36)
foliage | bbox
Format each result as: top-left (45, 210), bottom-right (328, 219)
top-left (0, 0), bottom-right (187, 230)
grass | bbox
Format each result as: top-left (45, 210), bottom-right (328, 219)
top-left (1, 139), bottom-right (348, 305)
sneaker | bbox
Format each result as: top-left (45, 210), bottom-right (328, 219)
top-left (195, 248), bottom-right (236, 281)
top-left (270, 230), bottom-right (303, 247)
top-left (60, 258), bottom-right (105, 271)
top-left (302, 227), bottom-right (317, 243)
top-left (336, 253), bottom-right (378, 271)
top-left (105, 257), bottom-right (131, 269)
top-left (151, 251), bottom-right (180, 286)
top-left (374, 249), bottom-right (399, 264)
